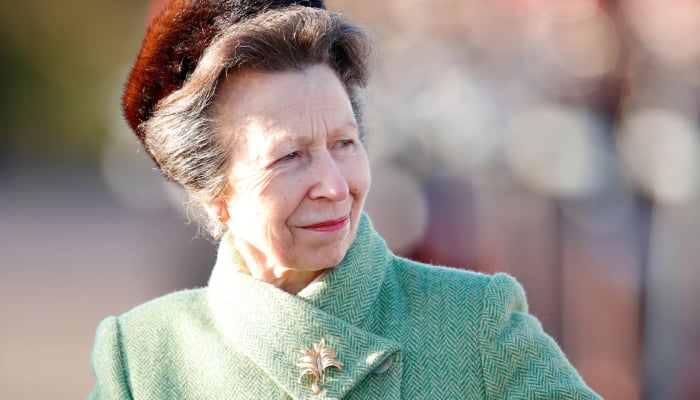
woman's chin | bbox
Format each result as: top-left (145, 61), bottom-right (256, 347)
top-left (288, 244), bottom-right (350, 272)
top-left (295, 254), bottom-right (344, 271)
top-left (289, 226), bottom-right (356, 267)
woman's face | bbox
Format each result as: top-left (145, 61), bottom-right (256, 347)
top-left (212, 64), bottom-right (371, 273)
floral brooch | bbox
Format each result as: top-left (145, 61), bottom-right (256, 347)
top-left (296, 338), bottom-right (344, 395)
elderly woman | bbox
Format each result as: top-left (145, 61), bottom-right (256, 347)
top-left (89, 0), bottom-right (600, 399)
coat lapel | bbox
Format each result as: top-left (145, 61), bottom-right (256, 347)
top-left (208, 214), bottom-right (402, 399)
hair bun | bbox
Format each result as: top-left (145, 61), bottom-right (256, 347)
top-left (122, 0), bottom-right (325, 142)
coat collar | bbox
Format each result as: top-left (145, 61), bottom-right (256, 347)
top-left (207, 213), bottom-right (402, 399)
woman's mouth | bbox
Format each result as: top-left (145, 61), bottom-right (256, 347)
top-left (302, 216), bottom-right (349, 232)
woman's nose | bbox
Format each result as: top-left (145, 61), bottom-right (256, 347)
top-left (308, 152), bottom-right (349, 202)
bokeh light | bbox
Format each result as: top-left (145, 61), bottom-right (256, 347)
top-left (364, 161), bottom-right (429, 254)
top-left (538, 8), bottom-right (620, 79)
top-left (505, 103), bottom-right (606, 197)
top-left (624, 0), bottom-right (700, 65)
top-left (618, 108), bottom-right (700, 203)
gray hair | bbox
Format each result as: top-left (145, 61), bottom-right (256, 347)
top-left (141, 7), bottom-right (373, 238)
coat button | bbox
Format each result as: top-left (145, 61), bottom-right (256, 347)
top-left (372, 357), bottom-right (393, 374)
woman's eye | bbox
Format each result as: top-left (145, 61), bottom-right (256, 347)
top-left (335, 139), bottom-right (354, 149)
top-left (279, 151), bottom-right (300, 162)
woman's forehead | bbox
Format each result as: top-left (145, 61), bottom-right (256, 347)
top-left (215, 65), bottom-right (356, 142)
top-left (216, 65), bottom-right (348, 109)
top-left (231, 112), bottom-right (358, 157)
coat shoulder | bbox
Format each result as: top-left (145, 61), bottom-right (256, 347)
top-left (102, 288), bottom-right (215, 353)
top-left (390, 256), bottom-right (495, 302)
top-left (91, 288), bottom-right (246, 399)
top-left (390, 257), bottom-right (527, 314)
top-left (117, 288), bottom-right (211, 332)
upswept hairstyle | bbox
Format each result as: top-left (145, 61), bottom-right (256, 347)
top-left (139, 7), bottom-right (373, 237)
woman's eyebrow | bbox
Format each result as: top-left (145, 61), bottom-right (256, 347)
top-left (327, 120), bottom-right (359, 136)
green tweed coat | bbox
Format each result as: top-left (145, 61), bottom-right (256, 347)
top-left (89, 214), bottom-right (600, 399)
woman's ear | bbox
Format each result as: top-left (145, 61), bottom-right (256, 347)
top-left (204, 198), bottom-right (230, 224)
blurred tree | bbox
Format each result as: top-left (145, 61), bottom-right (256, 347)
top-left (0, 0), bottom-right (146, 166)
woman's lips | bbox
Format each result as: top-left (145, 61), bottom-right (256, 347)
top-left (302, 216), bottom-right (349, 232)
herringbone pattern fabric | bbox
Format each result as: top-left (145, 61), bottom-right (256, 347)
top-left (89, 213), bottom-right (601, 399)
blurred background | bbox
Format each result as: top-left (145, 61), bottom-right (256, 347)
top-left (1, 0), bottom-right (699, 398)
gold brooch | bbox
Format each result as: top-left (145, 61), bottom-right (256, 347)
top-left (296, 338), bottom-right (344, 395)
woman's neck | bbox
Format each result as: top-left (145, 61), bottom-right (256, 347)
top-left (234, 240), bottom-right (327, 294)
top-left (260, 266), bottom-right (326, 295)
